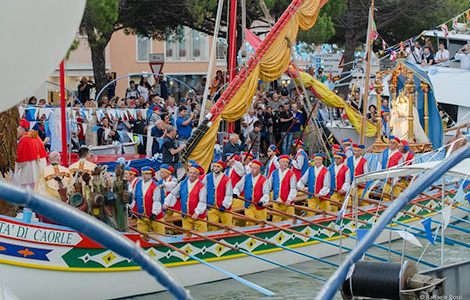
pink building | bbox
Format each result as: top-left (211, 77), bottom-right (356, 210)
top-left (35, 28), bottom-right (228, 103)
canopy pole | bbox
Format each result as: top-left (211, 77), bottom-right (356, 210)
top-left (60, 59), bottom-right (68, 167)
top-left (360, 0), bottom-right (375, 144)
top-left (200, 0), bottom-right (225, 119)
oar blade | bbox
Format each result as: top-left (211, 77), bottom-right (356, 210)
top-left (188, 254), bottom-right (275, 296)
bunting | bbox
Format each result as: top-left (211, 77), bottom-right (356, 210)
top-left (440, 23), bottom-right (449, 38)
top-left (421, 217), bottom-right (435, 246)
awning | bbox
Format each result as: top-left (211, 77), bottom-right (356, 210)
top-left (355, 158), bottom-right (470, 184)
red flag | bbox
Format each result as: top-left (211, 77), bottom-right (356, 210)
top-left (390, 50), bottom-right (397, 61)
top-left (440, 23), bottom-right (449, 38)
top-left (371, 19), bottom-right (378, 40)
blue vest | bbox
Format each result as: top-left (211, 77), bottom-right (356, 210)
top-left (307, 167), bottom-right (317, 199)
top-left (134, 180), bottom-right (156, 215)
top-left (298, 150), bottom-right (309, 176)
top-left (244, 174), bottom-right (254, 209)
top-left (180, 179), bottom-right (190, 214)
top-left (346, 156), bottom-right (355, 180)
top-left (206, 173), bottom-right (217, 206)
top-left (381, 149), bottom-right (389, 170)
top-left (328, 165), bottom-right (336, 195)
top-left (272, 169), bottom-right (281, 200)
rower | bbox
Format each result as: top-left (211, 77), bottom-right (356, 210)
top-left (297, 153), bottom-right (330, 215)
top-left (124, 167), bottom-right (139, 192)
top-left (268, 155), bottom-right (297, 222)
top-left (156, 164), bottom-right (177, 204)
top-left (290, 139), bottom-right (309, 180)
top-left (400, 140), bottom-right (415, 166)
top-left (242, 151), bottom-right (254, 174)
top-left (130, 167), bottom-right (165, 233)
top-left (341, 138), bottom-right (354, 157)
top-left (164, 163), bottom-right (207, 232)
top-left (329, 152), bottom-right (351, 212)
top-left (225, 153), bottom-right (246, 209)
top-left (330, 144), bottom-right (343, 161)
top-left (346, 143), bottom-right (369, 201)
top-left (265, 144), bottom-right (280, 178)
top-left (188, 159), bottom-right (205, 181)
top-left (380, 136), bottom-right (404, 199)
top-left (233, 160), bottom-right (270, 226)
top-left (203, 160), bottom-right (233, 230)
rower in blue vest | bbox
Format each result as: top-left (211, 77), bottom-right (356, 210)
top-left (267, 155), bottom-right (297, 222)
top-left (341, 138), bottom-right (353, 157)
top-left (290, 139), bottom-right (308, 180)
top-left (129, 167), bottom-right (165, 233)
top-left (297, 153), bottom-right (331, 215)
top-left (329, 152), bottom-right (351, 212)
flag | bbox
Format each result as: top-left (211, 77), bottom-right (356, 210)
top-left (442, 205), bottom-right (452, 230)
top-left (432, 27), bottom-right (438, 36)
top-left (440, 24), bottom-right (449, 38)
top-left (421, 217), bottom-right (435, 246)
top-left (396, 231), bottom-right (422, 247)
top-left (408, 37), bottom-right (414, 47)
top-left (356, 229), bottom-right (369, 243)
top-left (335, 188), bottom-right (352, 224)
top-left (389, 50), bottom-right (397, 61)
top-left (454, 184), bottom-right (465, 204)
top-left (371, 18), bottom-right (378, 40)
top-left (453, 18), bottom-right (458, 29)
top-left (92, 126), bottom-right (100, 132)
top-left (382, 39), bottom-right (387, 50)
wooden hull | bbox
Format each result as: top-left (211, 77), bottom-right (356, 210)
top-left (0, 191), bottom-right (466, 300)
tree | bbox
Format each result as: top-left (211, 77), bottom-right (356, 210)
top-left (327, 0), bottom-right (470, 96)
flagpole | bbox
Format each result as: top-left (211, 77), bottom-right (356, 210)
top-left (360, 0), bottom-right (375, 144)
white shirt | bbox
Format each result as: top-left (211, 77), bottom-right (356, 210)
top-left (160, 176), bottom-right (177, 194)
top-left (202, 172), bottom-right (233, 209)
top-left (292, 149), bottom-right (305, 170)
top-left (268, 168), bottom-right (297, 203)
top-left (353, 156), bottom-right (369, 173)
top-left (435, 49), bottom-right (450, 63)
top-left (455, 52), bottom-right (470, 70)
top-left (137, 85), bottom-right (149, 101)
top-left (242, 114), bottom-right (258, 137)
top-left (334, 163), bottom-right (351, 193)
top-left (297, 165), bottom-right (330, 196)
top-left (406, 47), bottom-right (421, 64)
top-left (233, 173), bottom-right (271, 205)
top-left (165, 179), bottom-right (207, 215)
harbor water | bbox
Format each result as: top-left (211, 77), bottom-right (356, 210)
top-left (127, 221), bottom-right (470, 300)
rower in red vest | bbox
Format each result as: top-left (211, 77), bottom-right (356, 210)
top-left (267, 155), bottom-right (297, 222)
top-left (130, 167), bottom-right (165, 233)
top-left (203, 160), bottom-right (233, 230)
top-left (188, 159), bottom-right (206, 181)
top-left (265, 144), bottom-right (280, 178)
top-left (124, 167), bottom-right (139, 192)
top-left (225, 153), bottom-right (246, 208)
top-left (291, 139), bottom-right (309, 180)
top-left (400, 140), bottom-right (415, 166)
top-left (380, 136), bottom-right (404, 199)
top-left (346, 144), bottom-right (369, 201)
top-left (164, 163), bottom-right (207, 232)
top-left (298, 153), bottom-right (331, 215)
top-left (328, 152), bottom-right (351, 212)
top-left (233, 160), bottom-right (270, 226)
top-left (156, 164), bottom-right (177, 204)
top-left (341, 138), bottom-right (354, 157)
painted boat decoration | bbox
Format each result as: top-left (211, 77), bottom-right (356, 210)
top-left (0, 186), bottom-right (467, 300)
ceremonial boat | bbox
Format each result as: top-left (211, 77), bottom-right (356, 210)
top-left (0, 182), bottom-right (467, 300)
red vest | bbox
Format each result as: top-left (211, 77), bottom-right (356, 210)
top-left (174, 180), bottom-right (207, 219)
top-left (404, 152), bottom-right (415, 166)
top-left (335, 165), bottom-right (349, 191)
top-left (274, 169), bottom-right (295, 203)
top-left (213, 174), bottom-right (232, 210)
top-left (315, 167), bottom-right (329, 196)
top-left (250, 175), bottom-right (267, 210)
top-left (228, 168), bottom-right (242, 188)
top-left (132, 181), bottom-right (164, 219)
top-left (266, 158), bottom-right (277, 178)
top-left (387, 151), bottom-right (403, 168)
top-left (354, 157), bottom-right (368, 176)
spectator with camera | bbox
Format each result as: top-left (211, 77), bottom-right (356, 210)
top-left (455, 45), bottom-right (470, 70)
top-left (78, 76), bottom-right (95, 104)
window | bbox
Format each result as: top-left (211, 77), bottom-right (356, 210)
top-left (136, 36), bottom-right (152, 62)
top-left (216, 38), bottom-right (228, 62)
top-left (165, 27), bottom-right (208, 61)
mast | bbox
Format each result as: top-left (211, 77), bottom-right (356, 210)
top-left (360, 0), bottom-right (375, 144)
top-left (60, 59), bottom-right (68, 167)
top-left (227, 0), bottom-right (238, 136)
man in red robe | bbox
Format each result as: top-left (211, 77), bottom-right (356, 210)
top-left (14, 118), bottom-right (47, 188)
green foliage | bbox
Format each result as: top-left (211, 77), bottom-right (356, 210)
top-left (66, 39), bottom-right (80, 61)
top-left (83, 0), bottom-right (118, 46)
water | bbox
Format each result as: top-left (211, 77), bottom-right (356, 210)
top-left (127, 222), bottom-right (470, 300)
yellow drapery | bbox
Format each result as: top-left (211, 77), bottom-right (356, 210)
top-left (295, 70), bottom-right (377, 137)
top-left (189, 0), bottom-right (322, 170)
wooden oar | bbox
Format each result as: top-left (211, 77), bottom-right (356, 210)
top-left (206, 204), bottom-right (339, 268)
top-left (264, 121), bottom-right (296, 166)
top-left (165, 207), bottom-right (327, 281)
top-left (243, 135), bottom-right (258, 165)
top-left (129, 224), bottom-right (275, 296)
